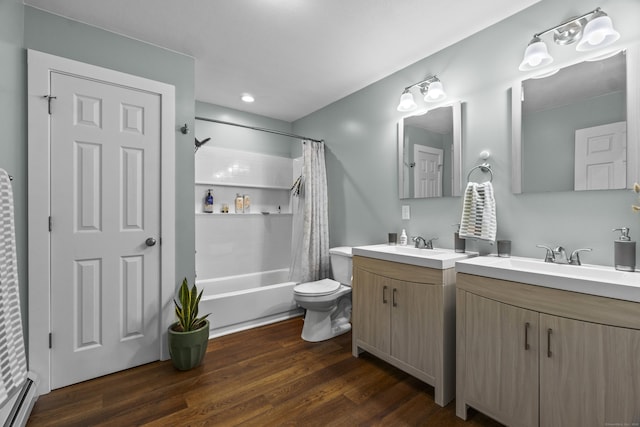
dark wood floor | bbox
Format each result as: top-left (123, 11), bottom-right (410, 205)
top-left (28, 317), bottom-right (503, 426)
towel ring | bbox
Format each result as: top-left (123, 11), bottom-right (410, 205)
top-left (467, 163), bottom-right (493, 183)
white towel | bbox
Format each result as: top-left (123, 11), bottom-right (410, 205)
top-left (459, 181), bottom-right (497, 242)
top-left (0, 169), bottom-right (28, 407)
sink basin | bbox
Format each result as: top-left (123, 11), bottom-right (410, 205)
top-left (373, 245), bottom-right (448, 257)
top-left (352, 244), bottom-right (473, 269)
top-left (456, 256), bottom-right (640, 302)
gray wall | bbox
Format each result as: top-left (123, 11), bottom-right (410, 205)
top-left (293, 0), bottom-right (640, 266)
top-left (196, 101), bottom-right (298, 158)
top-left (0, 0), bottom-right (27, 328)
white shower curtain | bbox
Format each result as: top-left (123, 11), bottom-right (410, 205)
top-left (289, 140), bottom-right (330, 283)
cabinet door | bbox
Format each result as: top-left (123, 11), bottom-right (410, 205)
top-left (604, 325), bottom-right (640, 423)
top-left (353, 267), bottom-right (391, 354)
top-left (391, 280), bottom-right (438, 377)
top-left (465, 293), bottom-right (539, 427)
top-left (539, 314), bottom-right (605, 427)
top-left (541, 314), bottom-right (640, 426)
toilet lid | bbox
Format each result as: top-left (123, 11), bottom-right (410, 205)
top-left (294, 278), bottom-right (341, 296)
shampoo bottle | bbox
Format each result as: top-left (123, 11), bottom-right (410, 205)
top-left (243, 194), bottom-right (251, 213)
top-left (399, 229), bottom-right (408, 246)
top-left (613, 227), bottom-right (636, 271)
top-left (204, 189), bottom-right (214, 213)
top-left (234, 193), bottom-right (244, 213)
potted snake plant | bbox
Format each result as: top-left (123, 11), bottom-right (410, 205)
top-left (168, 278), bottom-right (210, 370)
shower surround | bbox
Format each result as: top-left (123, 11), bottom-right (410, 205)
top-left (195, 146), bottom-right (302, 337)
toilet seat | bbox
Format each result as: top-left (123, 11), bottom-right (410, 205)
top-left (294, 278), bottom-right (341, 296)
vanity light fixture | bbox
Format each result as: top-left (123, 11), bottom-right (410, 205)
top-left (519, 7), bottom-right (620, 72)
top-left (241, 94), bottom-right (255, 103)
top-left (396, 75), bottom-right (446, 112)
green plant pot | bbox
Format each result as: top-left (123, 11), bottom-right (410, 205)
top-left (168, 319), bottom-right (210, 371)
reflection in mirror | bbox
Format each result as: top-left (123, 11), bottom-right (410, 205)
top-left (398, 102), bottom-right (462, 199)
top-left (512, 46), bottom-right (640, 194)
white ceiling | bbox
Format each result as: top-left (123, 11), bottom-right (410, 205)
top-left (24, 0), bottom-right (540, 122)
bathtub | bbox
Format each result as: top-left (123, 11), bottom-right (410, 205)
top-left (197, 268), bottom-right (303, 338)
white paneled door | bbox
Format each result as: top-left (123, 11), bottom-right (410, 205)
top-left (414, 144), bottom-right (443, 198)
top-left (574, 121), bottom-right (627, 191)
top-left (49, 72), bottom-right (161, 388)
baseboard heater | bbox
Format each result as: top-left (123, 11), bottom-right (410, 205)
top-left (0, 374), bottom-right (38, 427)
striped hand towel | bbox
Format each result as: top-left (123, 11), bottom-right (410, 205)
top-left (0, 168), bottom-right (28, 407)
top-left (459, 181), bottom-right (497, 242)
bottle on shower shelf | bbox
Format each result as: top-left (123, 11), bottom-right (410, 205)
top-left (203, 189), bottom-right (214, 213)
top-left (235, 193), bottom-right (244, 213)
top-left (243, 194), bottom-right (251, 213)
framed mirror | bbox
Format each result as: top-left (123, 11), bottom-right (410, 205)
top-left (398, 101), bottom-right (462, 199)
top-left (512, 45), bottom-right (640, 194)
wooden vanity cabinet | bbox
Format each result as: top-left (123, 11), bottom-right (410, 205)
top-left (352, 255), bottom-right (456, 406)
top-left (456, 272), bottom-right (640, 426)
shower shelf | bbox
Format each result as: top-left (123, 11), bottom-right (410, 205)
top-left (196, 212), bottom-right (292, 216)
top-left (195, 181), bottom-right (290, 190)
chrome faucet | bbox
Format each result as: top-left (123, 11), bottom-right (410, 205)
top-left (412, 236), bottom-right (438, 249)
top-left (536, 245), bottom-right (592, 265)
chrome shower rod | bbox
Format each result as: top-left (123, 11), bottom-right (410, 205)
top-left (195, 116), bottom-right (324, 143)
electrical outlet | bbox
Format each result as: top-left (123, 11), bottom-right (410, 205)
top-left (402, 205), bottom-right (410, 220)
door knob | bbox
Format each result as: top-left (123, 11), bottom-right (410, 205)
top-left (145, 237), bottom-right (157, 247)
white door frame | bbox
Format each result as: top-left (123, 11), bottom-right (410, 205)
top-left (27, 50), bottom-right (176, 394)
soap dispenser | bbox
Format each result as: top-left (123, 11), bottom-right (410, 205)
top-left (399, 229), bottom-right (408, 246)
top-left (613, 227), bottom-right (636, 271)
top-left (453, 223), bottom-right (465, 253)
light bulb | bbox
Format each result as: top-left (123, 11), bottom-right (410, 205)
top-left (576, 12), bottom-right (620, 52)
top-left (519, 37), bottom-right (553, 71)
top-left (397, 91), bottom-right (417, 112)
top-left (424, 81), bottom-right (446, 102)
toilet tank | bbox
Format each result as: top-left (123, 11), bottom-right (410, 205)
top-left (329, 247), bottom-right (352, 286)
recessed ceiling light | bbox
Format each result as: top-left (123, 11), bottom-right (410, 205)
top-left (241, 94), bottom-right (255, 103)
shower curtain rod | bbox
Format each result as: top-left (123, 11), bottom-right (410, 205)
top-left (195, 116), bottom-right (324, 143)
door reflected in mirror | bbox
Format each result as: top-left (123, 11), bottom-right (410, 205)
top-left (398, 102), bottom-right (462, 199)
top-left (512, 47), bottom-right (639, 194)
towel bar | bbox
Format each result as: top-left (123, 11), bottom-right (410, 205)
top-left (466, 163), bottom-right (493, 183)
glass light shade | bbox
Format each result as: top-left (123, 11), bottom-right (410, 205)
top-left (519, 38), bottom-right (554, 71)
top-left (576, 13), bottom-right (620, 52)
top-left (424, 81), bottom-right (446, 102)
top-left (397, 91), bottom-right (417, 112)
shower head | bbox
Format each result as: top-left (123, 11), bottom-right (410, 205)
top-left (194, 137), bottom-right (211, 153)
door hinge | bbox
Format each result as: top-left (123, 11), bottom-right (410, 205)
top-left (48, 216), bottom-right (52, 232)
top-left (43, 95), bottom-right (57, 114)
top-left (49, 332), bottom-right (52, 349)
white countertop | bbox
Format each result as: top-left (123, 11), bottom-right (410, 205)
top-left (456, 255), bottom-right (640, 303)
top-left (352, 244), bottom-right (475, 270)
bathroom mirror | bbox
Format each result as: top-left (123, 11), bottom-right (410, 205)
top-left (398, 101), bottom-right (462, 199)
top-left (511, 46), bottom-right (640, 194)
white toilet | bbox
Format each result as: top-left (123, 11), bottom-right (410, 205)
top-left (293, 247), bottom-right (353, 342)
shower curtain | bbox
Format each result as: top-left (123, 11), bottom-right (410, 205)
top-left (289, 140), bottom-right (330, 283)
